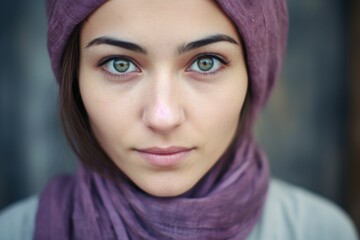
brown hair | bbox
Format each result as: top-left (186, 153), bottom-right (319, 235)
top-left (59, 24), bottom-right (119, 176)
top-left (58, 24), bottom-right (251, 176)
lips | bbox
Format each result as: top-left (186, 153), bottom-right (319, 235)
top-left (135, 147), bottom-right (194, 167)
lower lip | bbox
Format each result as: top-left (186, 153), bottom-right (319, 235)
top-left (136, 150), bottom-right (192, 167)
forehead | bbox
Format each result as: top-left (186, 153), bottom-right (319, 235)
top-left (81, 0), bottom-right (240, 46)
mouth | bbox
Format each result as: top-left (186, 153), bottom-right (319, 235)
top-left (134, 146), bottom-right (194, 167)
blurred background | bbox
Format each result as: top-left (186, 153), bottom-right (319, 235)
top-left (0, 0), bottom-right (359, 233)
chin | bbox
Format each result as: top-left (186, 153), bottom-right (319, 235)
top-left (136, 177), bottom-right (196, 198)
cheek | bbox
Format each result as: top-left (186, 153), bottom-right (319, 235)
top-left (88, 98), bottom-right (136, 143)
top-left (79, 75), bottom-right (133, 148)
top-left (82, 95), bottom-right (117, 145)
top-left (209, 99), bottom-right (243, 139)
top-left (194, 78), bottom-right (247, 148)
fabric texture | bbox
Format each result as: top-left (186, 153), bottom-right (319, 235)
top-left (37, 0), bottom-right (288, 239)
top-left (46, 0), bottom-right (106, 80)
top-left (2, 180), bottom-right (359, 240)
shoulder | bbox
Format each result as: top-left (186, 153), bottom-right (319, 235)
top-left (0, 195), bottom-right (39, 240)
top-left (248, 179), bottom-right (359, 240)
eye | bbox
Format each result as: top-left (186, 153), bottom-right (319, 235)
top-left (187, 55), bottom-right (227, 74)
top-left (102, 57), bottom-right (140, 75)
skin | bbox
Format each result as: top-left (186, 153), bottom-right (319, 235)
top-left (79, 0), bottom-right (248, 197)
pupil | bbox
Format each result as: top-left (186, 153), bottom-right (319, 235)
top-left (197, 58), bottom-right (213, 71)
top-left (113, 60), bottom-right (130, 72)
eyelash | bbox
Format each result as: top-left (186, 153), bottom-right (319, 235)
top-left (97, 53), bottom-right (230, 80)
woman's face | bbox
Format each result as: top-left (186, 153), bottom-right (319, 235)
top-left (79, 0), bottom-right (248, 197)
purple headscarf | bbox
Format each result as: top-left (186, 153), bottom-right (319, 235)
top-left (35, 0), bottom-right (288, 239)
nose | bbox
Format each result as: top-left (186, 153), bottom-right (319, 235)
top-left (142, 74), bottom-right (185, 134)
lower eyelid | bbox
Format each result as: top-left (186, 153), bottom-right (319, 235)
top-left (100, 68), bottom-right (141, 82)
top-left (186, 66), bottom-right (226, 79)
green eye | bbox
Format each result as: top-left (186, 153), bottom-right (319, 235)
top-left (113, 59), bottom-right (130, 72)
top-left (102, 57), bottom-right (139, 76)
top-left (188, 55), bottom-right (225, 74)
top-left (196, 57), bottom-right (214, 71)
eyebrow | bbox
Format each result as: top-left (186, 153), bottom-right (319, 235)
top-left (178, 34), bottom-right (239, 54)
top-left (85, 34), bottom-right (239, 55)
top-left (86, 37), bottom-right (147, 54)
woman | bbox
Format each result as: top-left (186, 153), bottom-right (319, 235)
top-left (0, 0), bottom-right (357, 239)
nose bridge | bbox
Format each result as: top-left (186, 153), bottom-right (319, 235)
top-left (142, 70), bottom-right (184, 132)
top-left (154, 71), bottom-right (174, 106)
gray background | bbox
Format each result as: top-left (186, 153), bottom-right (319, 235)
top-left (0, 0), bottom-right (349, 214)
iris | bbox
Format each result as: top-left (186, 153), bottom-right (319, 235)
top-left (113, 59), bottom-right (130, 72)
top-left (197, 57), bottom-right (214, 71)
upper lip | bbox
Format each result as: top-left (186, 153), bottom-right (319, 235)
top-left (135, 146), bottom-right (194, 155)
